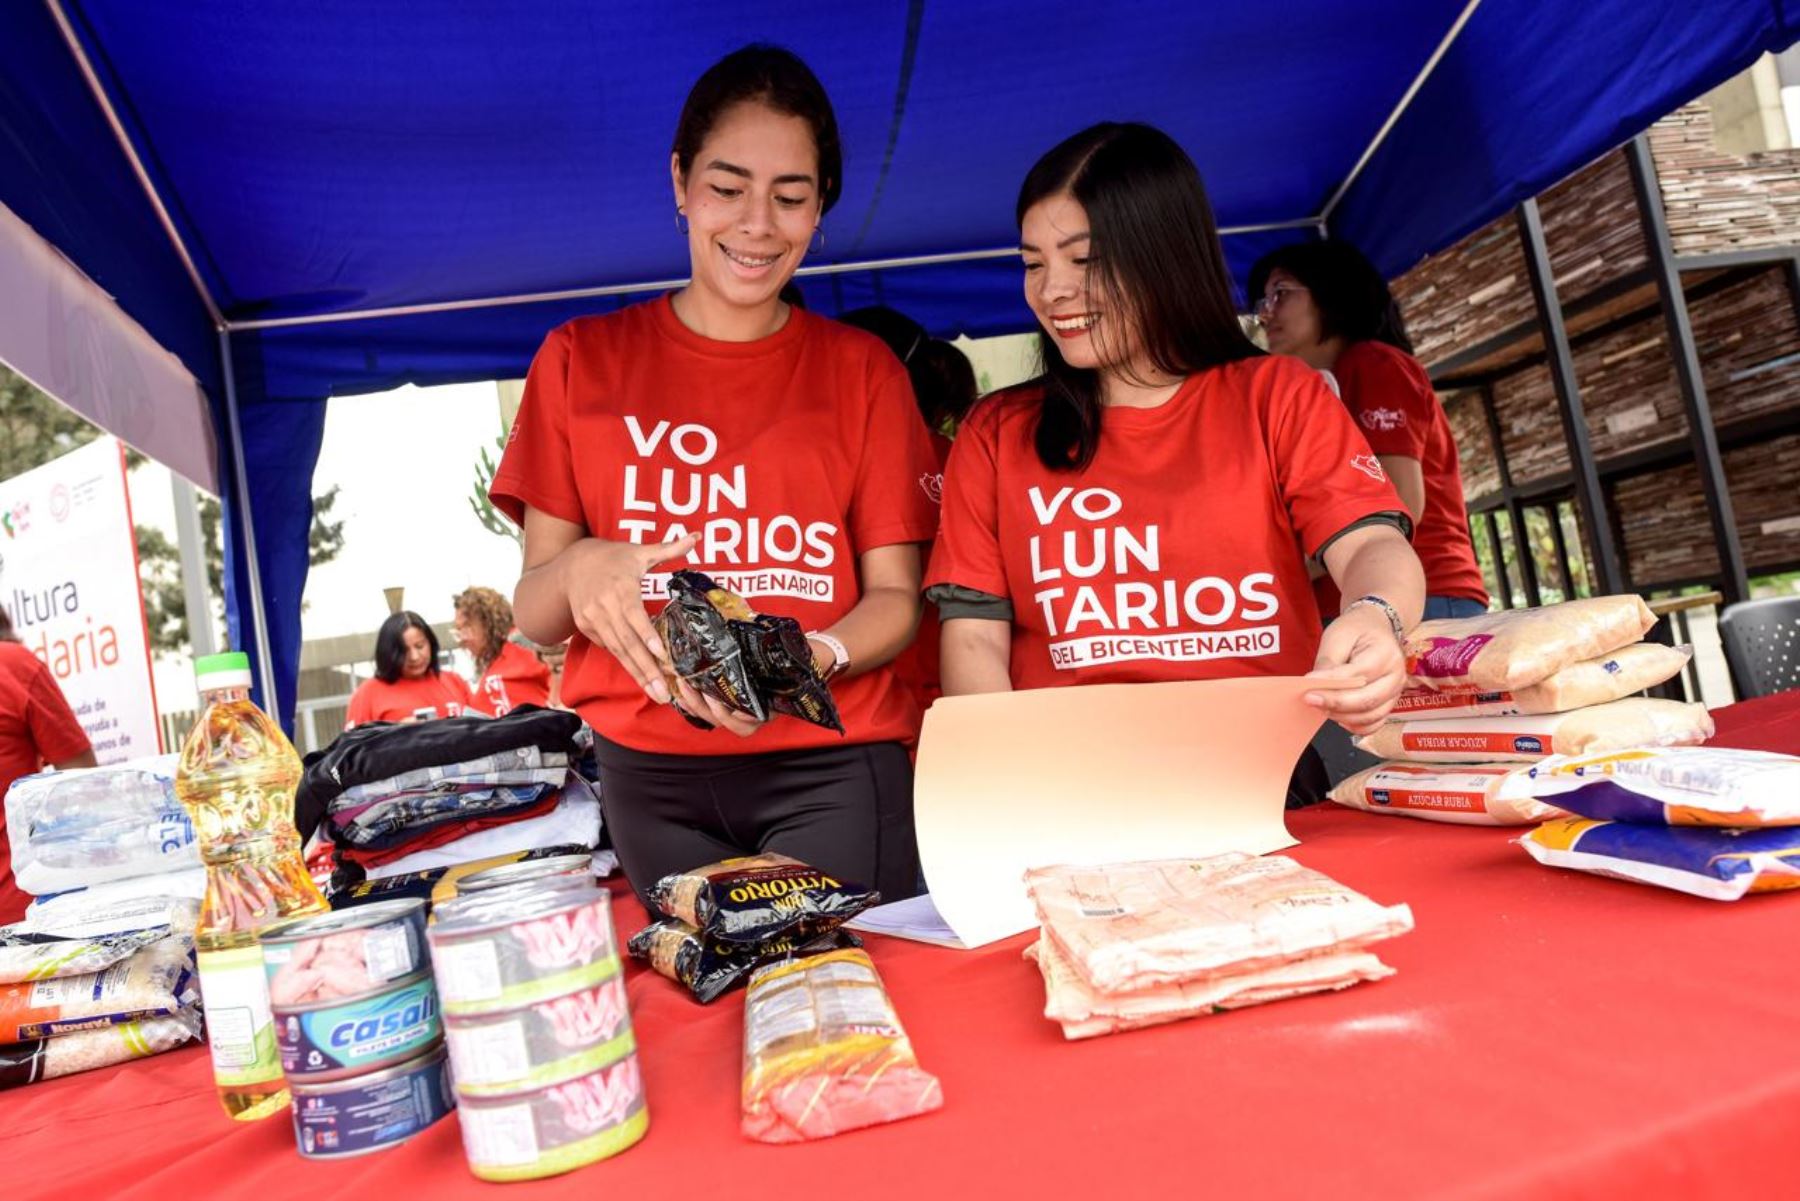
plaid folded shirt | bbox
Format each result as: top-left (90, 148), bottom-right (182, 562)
top-left (332, 782), bottom-right (559, 849)
top-left (330, 749), bottom-right (570, 810)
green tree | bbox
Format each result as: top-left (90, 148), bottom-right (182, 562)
top-left (469, 434), bottom-right (520, 545)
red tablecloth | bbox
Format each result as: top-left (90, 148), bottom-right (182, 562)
top-left (6, 694), bottom-right (1798, 1201)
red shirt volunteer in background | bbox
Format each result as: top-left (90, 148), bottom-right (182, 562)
top-left (1251, 239), bottom-right (1488, 620)
top-left (345, 611), bottom-right (485, 729)
top-left (453, 586), bottom-right (552, 716)
top-left (0, 624), bottom-right (96, 922)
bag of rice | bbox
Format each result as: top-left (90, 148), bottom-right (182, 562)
top-left (0, 925), bottom-right (173, 985)
top-left (1354, 697), bottom-right (1713, 763)
top-left (1499, 747), bottom-right (1800, 827)
top-left (1405, 595), bottom-right (1655, 692)
top-left (1328, 763), bottom-right (1563, 825)
top-left (741, 947), bottom-right (942, 1142)
top-left (1390, 643), bottom-right (1690, 720)
top-left (0, 933), bottom-right (194, 1041)
top-left (0, 1005), bottom-right (202, 1090)
top-left (1522, 817), bottom-right (1800, 900)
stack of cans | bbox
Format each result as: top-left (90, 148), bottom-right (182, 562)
top-left (259, 899), bottom-right (455, 1159)
top-left (429, 875), bottom-right (648, 1182)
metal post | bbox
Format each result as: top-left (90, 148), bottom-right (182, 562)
top-left (1625, 136), bottom-right (1749, 606)
top-left (169, 474), bottom-right (217, 657)
top-left (1482, 509), bottom-right (1511, 607)
top-left (1548, 499), bottom-right (1577, 599)
top-left (1506, 504), bottom-right (1543, 607)
top-left (1515, 199), bottom-right (1626, 594)
top-left (218, 329), bottom-right (280, 714)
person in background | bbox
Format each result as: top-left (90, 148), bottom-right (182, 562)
top-left (927, 124), bottom-right (1425, 805)
top-left (1250, 239), bottom-right (1489, 621)
top-left (492, 46), bottom-right (939, 904)
top-left (839, 305), bottom-right (980, 710)
top-left (345, 610), bottom-right (486, 729)
top-left (0, 605), bottom-right (95, 921)
top-left (453, 586), bottom-right (553, 715)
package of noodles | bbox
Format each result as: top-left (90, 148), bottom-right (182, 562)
top-left (1405, 595), bottom-right (1655, 692)
top-left (655, 570), bottom-right (765, 723)
top-left (741, 947), bottom-right (942, 1143)
top-left (626, 919), bottom-right (861, 1004)
top-left (1354, 698), bottom-right (1713, 763)
top-left (1389, 642), bottom-right (1690, 719)
top-left (734, 614), bottom-right (844, 734)
top-left (647, 854), bottom-right (877, 944)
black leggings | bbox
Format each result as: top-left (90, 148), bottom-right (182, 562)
top-left (593, 737), bottom-right (920, 908)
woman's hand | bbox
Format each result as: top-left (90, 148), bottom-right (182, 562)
top-left (1304, 604), bottom-right (1406, 735)
top-left (560, 533), bottom-right (699, 704)
top-left (671, 674), bottom-right (766, 738)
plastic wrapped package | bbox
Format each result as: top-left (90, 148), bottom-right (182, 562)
top-left (1404, 595), bottom-right (1655, 692)
top-left (1329, 763), bottom-right (1565, 826)
top-left (0, 1005), bottom-right (203, 1090)
top-left (1389, 643), bottom-right (1690, 720)
top-left (1024, 855), bottom-right (1413, 994)
top-left (5, 755), bottom-right (196, 896)
top-left (647, 854), bottom-right (877, 944)
top-left (741, 947), bottom-right (942, 1143)
top-left (0, 926), bottom-right (173, 985)
top-left (627, 920), bottom-right (861, 1004)
top-left (0, 932), bottom-right (195, 1041)
top-left (1354, 698), bottom-right (1713, 763)
top-left (25, 875), bottom-right (206, 936)
top-left (1026, 936), bottom-right (1394, 1039)
top-left (1499, 747), bottom-right (1800, 827)
top-left (1522, 818), bottom-right (1800, 900)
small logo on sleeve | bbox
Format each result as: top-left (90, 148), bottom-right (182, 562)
top-left (1350, 454), bottom-right (1386, 482)
top-left (919, 472), bottom-right (944, 505)
top-left (1360, 407), bottom-right (1406, 432)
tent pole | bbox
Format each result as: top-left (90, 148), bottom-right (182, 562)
top-left (1514, 198), bottom-right (1625, 595)
top-left (1624, 134), bottom-right (1748, 606)
top-left (218, 329), bottom-right (279, 713)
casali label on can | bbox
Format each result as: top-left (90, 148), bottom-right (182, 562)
top-left (277, 972), bottom-right (440, 1079)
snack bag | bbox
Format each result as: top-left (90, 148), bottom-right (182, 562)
top-left (1026, 936), bottom-right (1394, 1040)
top-left (655, 571), bottom-right (765, 723)
top-left (627, 920), bottom-right (861, 1004)
top-left (1500, 747), bottom-right (1800, 827)
top-left (1405, 595), bottom-right (1655, 692)
top-left (1328, 763), bottom-right (1563, 826)
top-left (734, 614), bottom-right (844, 734)
top-left (0, 933), bottom-right (195, 1041)
top-left (741, 947), bottom-right (942, 1142)
top-left (1025, 855), bottom-right (1413, 994)
top-left (1389, 642), bottom-right (1690, 720)
top-left (1522, 817), bottom-right (1800, 900)
top-left (647, 854), bottom-right (877, 944)
top-left (1355, 697), bottom-right (1713, 763)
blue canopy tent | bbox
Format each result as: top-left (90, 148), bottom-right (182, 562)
top-left (1, 0), bottom-right (1796, 727)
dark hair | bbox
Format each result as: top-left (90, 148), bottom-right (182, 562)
top-left (1017, 123), bottom-right (1260, 470)
top-left (1247, 239), bottom-right (1414, 354)
top-left (374, 611), bottom-right (439, 684)
top-left (0, 605), bottom-right (13, 642)
top-left (840, 305), bottom-right (979, 432)
top-left (672, 45), bottom-right (843, 215)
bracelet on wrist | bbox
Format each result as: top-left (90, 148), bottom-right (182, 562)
top-left (1345, 595), bottom-right (1407, 645)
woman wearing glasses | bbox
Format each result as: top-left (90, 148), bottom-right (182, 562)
top-left (926, 123), bottom-right (1425, 802)
top-left (1250, 240), bottom-right (1489, 620)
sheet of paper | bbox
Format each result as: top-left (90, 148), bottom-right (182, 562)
top-left (846, 893), bottom-right (966, 949)
top-left (913, 677), bottom-right (1337, 949)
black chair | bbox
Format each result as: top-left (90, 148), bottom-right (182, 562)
top-left (1718, 596), bottom-right (1800, 700)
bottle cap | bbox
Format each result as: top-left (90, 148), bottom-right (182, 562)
top-left (194, 652), bottom-right (254, 690)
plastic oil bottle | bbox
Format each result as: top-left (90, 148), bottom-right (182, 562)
top-left (175, 652), bottom-right (328, 1120)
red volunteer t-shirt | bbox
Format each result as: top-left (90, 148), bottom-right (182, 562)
top-left (0, 641), bottom-right (93, 920)
top-left (490, 297), bottom-right (940, 755)
top-left (1320, 340), bottom-right (1488, 611)
top-left (926, 356), bottom-right (1407, 690)
top-left (477, 640), bottom-right (553, 716)
top-left (891, 431), bottom-right (953, 712)
top-left (345, 672), bottom-right (486, 730)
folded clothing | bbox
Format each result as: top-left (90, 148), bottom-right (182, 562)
top-left (331, 749), bottom-right (569, 810)
top-left (1354, 698), bottom-right (1713, 764)
top-left (1522, 817), bottom-right (1800, 901)
top-left (1500, 747), bottom-right (1800, 827)
top-left (1329, 762), bottom-right (1564, 826)
top-left (359, 784), bottom-right (603, 881)
top-left (1405, 595), bottom-right (1655, 693)
top-left (338, 795), bottom-right (559, 868)
top-left (1389, 642), bottom-right (1690, 720)
top-left (6, 754), bottom-right (197, 896)
top-left (0, 1004), bottom-right (202, 1090)
top-left (1025, 855), bottom-right (1414, 994)
top-left (297, 706), bottom-right (586, 841)
top-left (1026, 936), bottom-right (1394, 1040)
top-left (332, 782), bottom-right (559, 850)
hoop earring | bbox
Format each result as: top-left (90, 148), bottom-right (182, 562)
top-left (811, 226), bottom-right (825, 251)
top-left (675, 210), bottom-right (689, 236)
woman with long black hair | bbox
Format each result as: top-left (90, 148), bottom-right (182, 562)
top-left (927, 124), bottom-right (1425, 800)
top-left (345, 610), bottom-right (483, 728)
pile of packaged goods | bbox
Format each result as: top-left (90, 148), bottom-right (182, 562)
top-left (5, 754), bottom-right (205, 935)
top-left (429, 875), bottom-right (644, 1181)
top-left (1330, 596), bottom-right (1714, 826)
top-left (1022, 854), bottom-right (1413, 1039)
top-left (1512, 747), bottom-right (1800, 899)
top-left (626, 854), bottom-right (876, 1003)
top-left (0, 906), bottom-right (201, 1089)
top-left (294, 707), bottom-right (612, 897)
top-left (261, 900), bottom-right (454, 1158)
